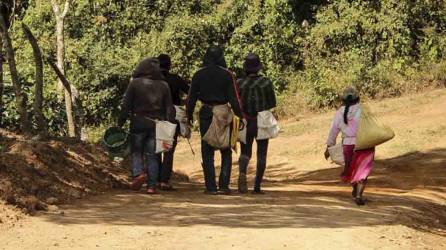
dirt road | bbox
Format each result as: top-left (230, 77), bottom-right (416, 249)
top-left (1, 90), bottom-right (446, 250)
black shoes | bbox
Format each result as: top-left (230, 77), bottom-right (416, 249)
top-left (218, 189), bottom-right (232, 195)
top-left (204, 190), bottom-right (218, 195)
top-left (203, 189), bottom-right (232, 195)
top-left (252, 188), bottom-right (265, 195)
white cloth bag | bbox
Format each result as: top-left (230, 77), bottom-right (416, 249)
top-left (155, 121), bottom-right (177, 153)
top-left (174, 105), bottom-right (191, 139)
top-left (202, 105), bottom-right (233, 149)
top-left (257, 111), bottom-right (279, 140)
top-left (238, 118), bottom-right (247, 144)
top-left (328, 144), bottom-right (345, 166)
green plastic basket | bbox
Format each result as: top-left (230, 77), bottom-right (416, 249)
top-left (103, 127), bottom-right (130, 158)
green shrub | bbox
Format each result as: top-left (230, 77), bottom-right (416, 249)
top-left (2, 0), bottom-right (445, 133)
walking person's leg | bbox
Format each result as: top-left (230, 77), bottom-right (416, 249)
top-left (145, 129), bottom-right (160, 194)
top-left (218, 148), bottom-right (232, 194)
top-left (253, 139), bottom-right (269, 194)
top-left (130, 133), bottom-right (148, 191)
top-left (201, 141), bottom-right (217, 194)
top-left (352, 184), bottom-right (358, 198)
top-left (354, 178), bottom-right (367, 205)
top-left (157, 153), bottom-right (163, 185)
top-left (360, 178), bottom-right (368, 197)
top-left (342, 145), bottom-right (356, 198)
top-left (199, 106), bottom-right (218, 194)
top-left (238, 127), bottom-right (255, 193)
top-left (159, 128), bottom-right (179, 190)
top-left (355, 180), bottom-right (366, 205)
top-left (350, 148), bottom-right (375, 205)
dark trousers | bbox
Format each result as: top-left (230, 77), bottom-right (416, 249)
top-left (158, 124), bottom-right (179, 183)
top-left (239, 119), bottom-right (269, 190)
top-left (199, 106), bottom-right (232, 192)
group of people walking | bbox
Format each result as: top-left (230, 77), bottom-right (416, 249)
top-left (118, 46), bottom-right (277, 195)
top-left (117, 45), bottom-right (375, 205)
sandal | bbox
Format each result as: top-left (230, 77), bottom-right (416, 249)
top-left (130, 174), bottom-right (147, 191)
top-left (146, 187), bottom-right (158, 195)
top-left (159, 183), bottom-right (175, 191)
top-left (354, 197), bottom-right (366, 206)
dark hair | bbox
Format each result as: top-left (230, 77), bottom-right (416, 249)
top-left (132, 57), bottom-right (163, 80)
top-left (158, 54), bottom-right (171, 71)
top-left (343, 96), bottom-right (360, 124)
top-left (243, 53), bottom-right (263, 75)
top-left (203, 46), bottom-right (227, 68)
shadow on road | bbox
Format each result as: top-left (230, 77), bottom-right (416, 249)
top-left (41, 148), bottom-right (446, 235)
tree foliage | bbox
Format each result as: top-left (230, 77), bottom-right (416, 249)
top-left (1, 0), bottom-right (445, 134)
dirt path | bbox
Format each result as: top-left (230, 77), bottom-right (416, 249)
top-left (1, 183), bottom-right (445, 250)
top-left (1, 90), bottom-right (446, 250)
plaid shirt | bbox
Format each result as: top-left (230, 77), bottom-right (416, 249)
top-left (237, 75), bottom-right (276, 117)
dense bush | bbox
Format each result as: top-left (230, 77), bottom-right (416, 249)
top-left (1, 0), bottom-right (445, 134)
top-left (296, 0), bottom-right (446, 107)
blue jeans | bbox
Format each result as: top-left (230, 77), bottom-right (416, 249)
top-left (131, 129), bottom-right (159, 188)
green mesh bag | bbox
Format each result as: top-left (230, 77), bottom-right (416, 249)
top-left (103, 127), bottom-right (130, 158)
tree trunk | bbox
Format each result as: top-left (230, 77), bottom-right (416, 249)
top-left (48, 59), bottom-right (76, 137)
top-left (48, 60), bottom-right (71, 93)
top-left (22, 24), bottom-right (47, 137)
top-left (0, 34), bottom-right (4, 127)
top-left (52, 0), bottom-right (76, 138)
top-left (0, 13), bottom-right (30, 134)
top-left (56, 17), bottom-right (65, 94)
top-left (63, 86), bottom-right (76, 137)
top-left (57, 19), bottom-right (77, 137)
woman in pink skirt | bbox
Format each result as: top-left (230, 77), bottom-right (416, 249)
top-left (324, 86), bottom-right (375, 206)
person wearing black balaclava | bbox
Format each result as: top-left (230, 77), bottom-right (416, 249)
top-left (187, 46), bottom-right (243, 195)
top-left (118, 57), bottom-right (175, 195)
top-left (157, 54), bottom-right (190, 191)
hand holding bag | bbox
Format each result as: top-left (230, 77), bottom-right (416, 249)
top-left (328, 144), bottom-right (345, 166)
top-left (155, 121), bottom-right (177, 153)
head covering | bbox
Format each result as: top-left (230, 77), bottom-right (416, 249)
top-left (243, 53), bottom-right (263, 74)
top-left (158, 54), bottom-right (171, 71)
top-left (132, 57), bottom-right (164, 80)
top-left (341, 86), bottom-right (360, 102)
top-left (203, 46), bottom-right (227, 68)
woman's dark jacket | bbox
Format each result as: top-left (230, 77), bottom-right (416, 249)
top-left (118, 57), bottom-right (175, 132)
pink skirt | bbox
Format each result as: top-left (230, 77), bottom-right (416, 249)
top-left (342, 145), bottom-right (375, 184)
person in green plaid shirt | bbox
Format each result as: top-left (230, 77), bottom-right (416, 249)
top-left (237, 53), bottom-right (276, 194)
